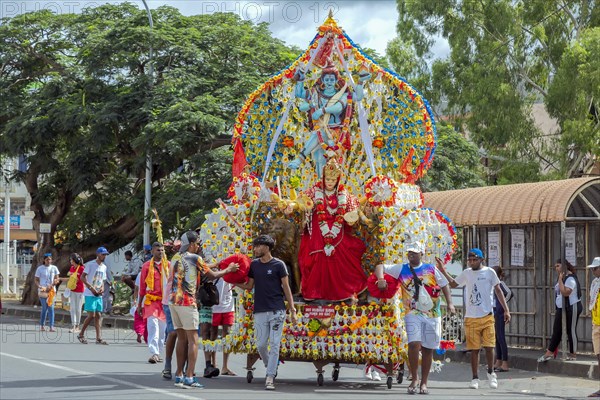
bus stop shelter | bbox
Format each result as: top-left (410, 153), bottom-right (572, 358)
top-left (423, 177), bottom-right (600, 352)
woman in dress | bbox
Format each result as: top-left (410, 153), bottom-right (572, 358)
top-left (297, 157), bottom-right (367, 301)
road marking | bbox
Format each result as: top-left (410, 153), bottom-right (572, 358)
top-left (1, 352), bottom-right (203, 400)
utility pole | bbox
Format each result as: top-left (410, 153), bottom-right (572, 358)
top-left (2, 158), bottom-right (12, 294)
top-left (141, 0), bottom-right (154, 247)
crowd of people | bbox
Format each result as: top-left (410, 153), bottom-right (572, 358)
top-left (34, 237), bottom-right (600, 395)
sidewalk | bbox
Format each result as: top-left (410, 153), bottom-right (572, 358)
top-left (1, 299), bottom-right (598, 381)
top-left (1, 299), bottom-right (134, 330)
top-left (445, 343), bottom-right (599, 381)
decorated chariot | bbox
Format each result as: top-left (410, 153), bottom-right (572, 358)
top-left (198, 13), bottom-right (457, 388)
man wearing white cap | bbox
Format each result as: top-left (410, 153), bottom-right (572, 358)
top-left (374, 242), bottom-right (454, 395)
top-left (587, 257), bottom-right (600, 398)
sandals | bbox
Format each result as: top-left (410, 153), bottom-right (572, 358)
top-left (77, 335), bottom-right (88, 344)
top-left (95, 338), bottom-right (109, 345)
top-left (162, 369), bottom-right (172, 380)
top-left (537, 354), bottom-right (553, 363)
top-left (149, 354), bottom-right (160, 363)
top-left (407, 381), bottom-right (419, 395)
top-left (419, 384), bottom-right (429, 395)
top-left (221, 370), bottom-right (237, 376)
top-left (494, 367), bottom-right (509, 372)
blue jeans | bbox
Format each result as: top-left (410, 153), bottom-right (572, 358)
top-left (254, 310), bottom-right (286, 378)
top-left (40, 297), bottom-right (55, 328)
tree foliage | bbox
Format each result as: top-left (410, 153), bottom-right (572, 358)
top-left (389, 0), bottom-right (599, 182)
top-left (0, 4), bottom-right (296, 303)
top-left (420, 124), bottom-right (486, 192)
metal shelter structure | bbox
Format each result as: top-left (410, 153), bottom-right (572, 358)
top-left (423, 177), bottom-right (600, 352)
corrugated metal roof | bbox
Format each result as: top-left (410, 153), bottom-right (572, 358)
top-left (423, 177), bottom-right (600, 226)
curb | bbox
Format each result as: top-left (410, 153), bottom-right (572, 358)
top-left (2, 305), bottom-right (134, 330)
top-left (444, 349), bottom-right (599, 381)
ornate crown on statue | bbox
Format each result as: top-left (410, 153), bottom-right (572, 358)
top-left (323, 157), bottom-right (343, 180)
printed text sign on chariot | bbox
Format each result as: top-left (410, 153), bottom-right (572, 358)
top-left (304, 305), bottom-right (336, 319)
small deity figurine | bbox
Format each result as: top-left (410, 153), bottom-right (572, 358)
top-left (295, 157), bottom-right (368, 301)
top-left (288, 60), bottom-right (371, 177)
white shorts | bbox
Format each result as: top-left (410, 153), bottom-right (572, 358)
top-left (405, 312), bottom-right (441, 349)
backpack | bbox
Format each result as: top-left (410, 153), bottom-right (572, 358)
top-left (197, 279), bottom-right (220, 307)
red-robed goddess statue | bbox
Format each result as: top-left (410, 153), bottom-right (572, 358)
top-left (298, 157), bottom-right (367, 301)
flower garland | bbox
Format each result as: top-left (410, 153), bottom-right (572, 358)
top-left (313, 182), bottom-right (347, 256)
top-left (227, 173), bottom-right (261, 205)
top-left (364, 175), bottom-right (398, 207)
top-left (219, 292), bottom-right (409, 364)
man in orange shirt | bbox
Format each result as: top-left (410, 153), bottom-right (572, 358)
top-left (138, 242), bottom-right (169, 364)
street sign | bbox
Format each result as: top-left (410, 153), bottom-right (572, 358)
top-left (39, 223), bottom-right (51, 233)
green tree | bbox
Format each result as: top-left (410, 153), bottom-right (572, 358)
top-left (0, 4), bottom-right (296, 304)
top-left (389, 0), bottom-right (599, 183)
top-left (421, 124), bottom-right (486, 192)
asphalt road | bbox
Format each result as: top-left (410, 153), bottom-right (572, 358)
top-left (1, 314), bottom-right (598, 400)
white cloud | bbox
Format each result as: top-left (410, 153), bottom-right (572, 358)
top-left (150, 0), bottom-right (400, 55)
top-left (1, 1), bottom-right (400, 55)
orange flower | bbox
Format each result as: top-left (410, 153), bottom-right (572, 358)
top-left (282, 136), bottom-right (295, 148)
top-left (372, 136), bottom-right (385, 148)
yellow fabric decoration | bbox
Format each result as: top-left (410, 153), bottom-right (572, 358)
top-left (144, 256), bottom-right (169, 304)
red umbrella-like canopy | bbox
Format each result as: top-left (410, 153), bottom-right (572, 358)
top-left (219, 254), bottom-right (251, 284)
top-left (367, 273), bottom-right (400, 299)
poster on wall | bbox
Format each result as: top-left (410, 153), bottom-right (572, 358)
top-left (565, 227), bottom-right (576, 266)
top-left (510, 229), bottom-right (525, 266)
top-left (488, 231), bottom-right (500, 267)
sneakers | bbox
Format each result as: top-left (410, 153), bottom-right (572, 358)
top-left (371, 369), bottom-right (382, 381)
top-left (469, 378), bottom-right (480, 389)
top-left (182, 377), bottom-right (204, 389)
top-left (265, 376), bottom-right (275, 390)
top-left (174, 376), bottom-right (184, 388)
top-left (487, 372), bottom-right (498, 389)
top-left (364, 366), bottom-right (373, 381)
top-left (203, 365), bottom-right (220, 378)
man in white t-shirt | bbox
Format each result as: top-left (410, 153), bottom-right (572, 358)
top-left (77, 247), bottom-right (110, 345)
top-left (374, 243), bottom-right (454, 395)
top-left (436, 248), bottom-right (511, 390)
